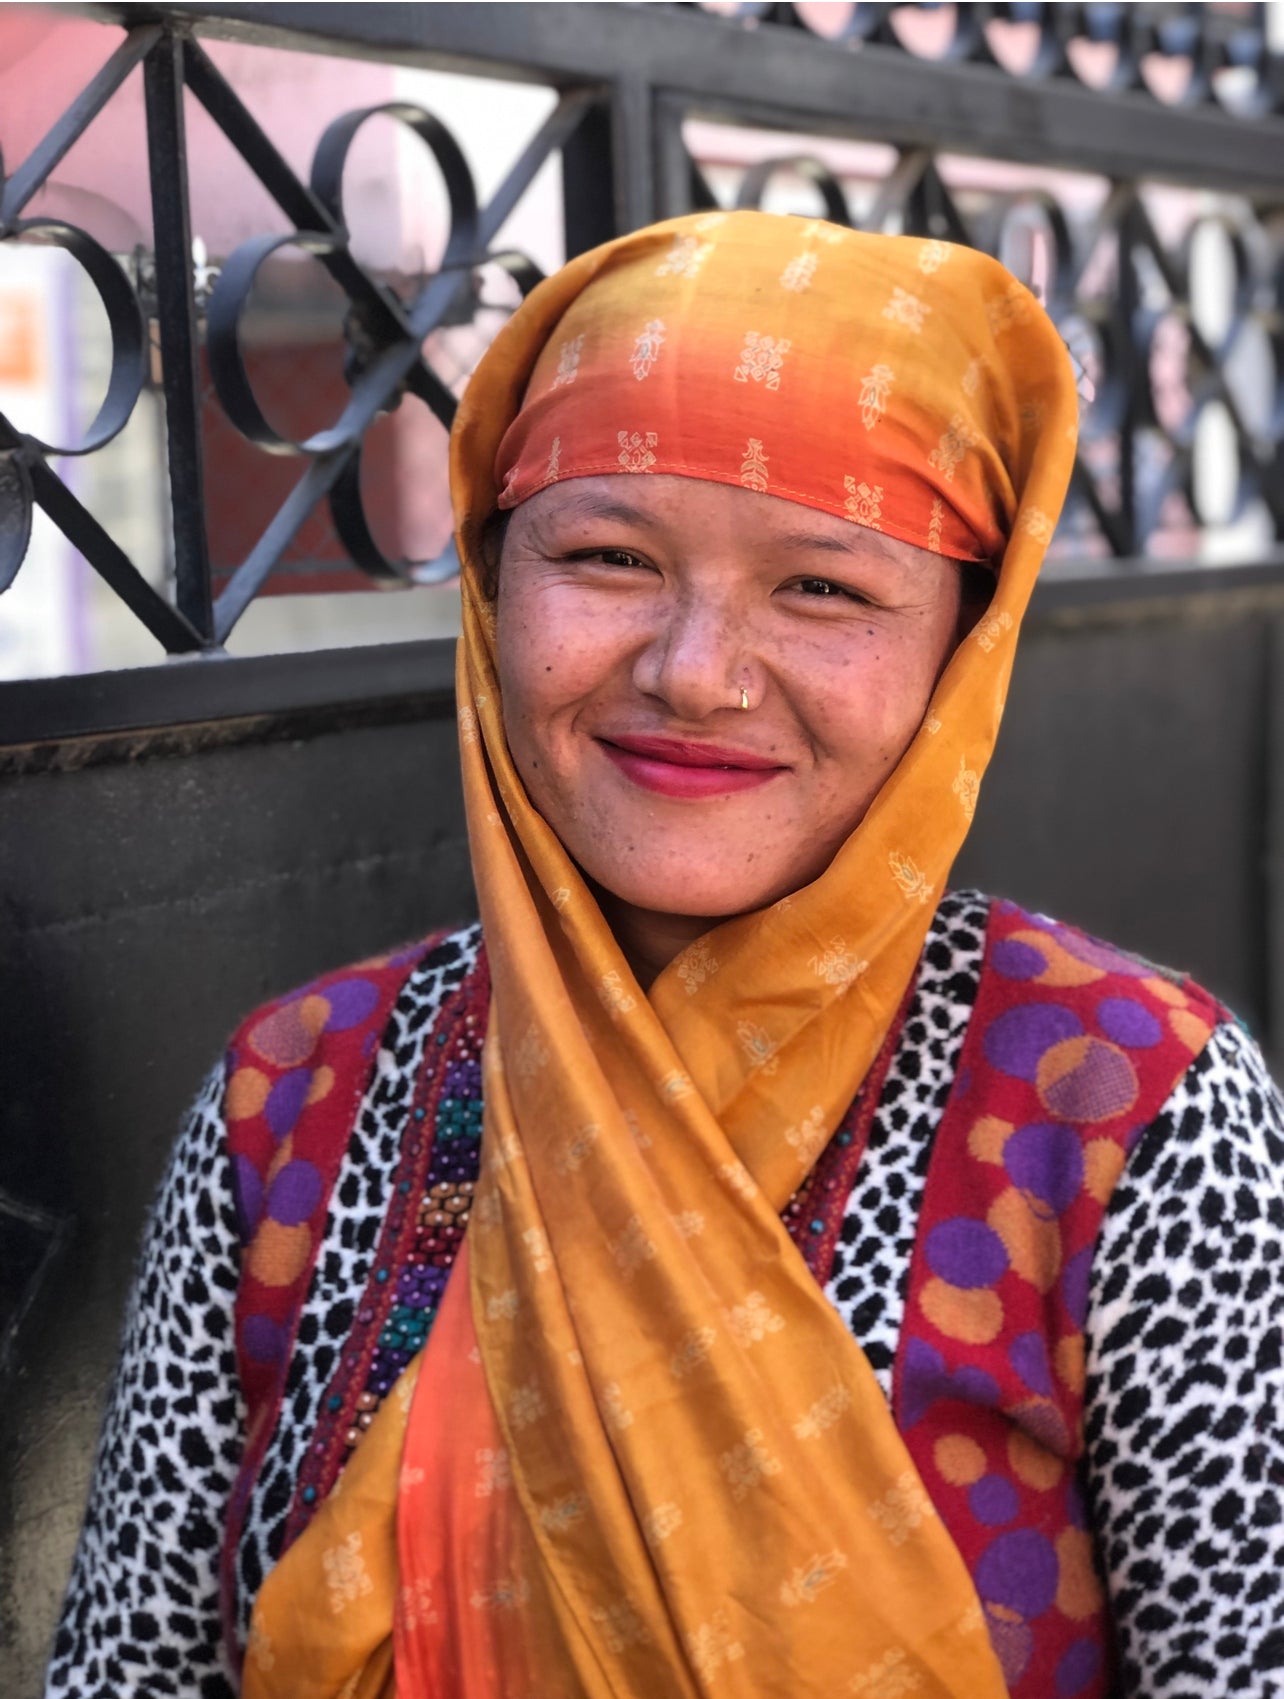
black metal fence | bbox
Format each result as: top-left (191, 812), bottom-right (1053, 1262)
top-left (2, 2), bottom-right (1284, 689)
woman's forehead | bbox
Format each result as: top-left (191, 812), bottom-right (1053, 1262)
top-left (513, 474), bottom-right (948, 575)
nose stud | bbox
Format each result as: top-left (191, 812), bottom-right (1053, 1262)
top-left (739, 685), bottom-right (750, 711)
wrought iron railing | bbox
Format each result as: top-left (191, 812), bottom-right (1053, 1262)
top-left (1, 1), bottom-right (1283, 672)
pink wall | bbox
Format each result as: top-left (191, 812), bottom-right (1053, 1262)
top-left (0, 11), bottom-right (401, 254)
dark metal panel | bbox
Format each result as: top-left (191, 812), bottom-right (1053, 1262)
top-left (0, 704), bottom-right (476, 1696)
top-left (1032, 557), bottom-right (1284, 615)
top-left (956, 606), bottom-right (1273, 1044)
top-left (120, 2), bottom-right (1284, 194)
top-left (0, 638), bottom-right (458, 750)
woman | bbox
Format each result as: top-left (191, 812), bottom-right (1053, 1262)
top-left (47, 213), bottom-right (1284, 1699)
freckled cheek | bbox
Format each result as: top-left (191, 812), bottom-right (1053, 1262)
top-left (498, 599), bottom-right (637, 780)
top-left (799, 660), bottom-right (929, 781)
top-left (796, 667), bottom-right (903, 750)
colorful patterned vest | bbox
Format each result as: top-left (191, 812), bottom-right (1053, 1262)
top-left (221, 900), bottom-right (1223, 1692)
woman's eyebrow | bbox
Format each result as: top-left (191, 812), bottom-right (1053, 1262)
top-left (773, 530), bottom-right (860, 555)
top-left (772, 527), bottom-right (900, 562)
top-left (545, 495), bottom-right (659, 528)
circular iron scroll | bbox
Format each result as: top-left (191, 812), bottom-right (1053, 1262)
top-left (206, 101), bottom-right (482, 462)
top-left (309, 101), bottom-right (480, 274)
top-left (205, 228), bottom-right (350, 455)
top-left (328, 249), bottom-right (545, 582)
top-left (206, 100), bottom-right (548, 585)
top-left (0, 217), bottom-right (146, 457)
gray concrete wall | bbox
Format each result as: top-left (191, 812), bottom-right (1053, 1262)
top-left (2, 577), bottom-right (1280, 1693)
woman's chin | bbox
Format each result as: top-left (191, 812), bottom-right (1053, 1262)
top-left (587, 865), bottom-right (796, 924)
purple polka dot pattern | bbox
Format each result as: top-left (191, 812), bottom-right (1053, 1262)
top-left (241, 1313), bottom-right (286, 1366)
top-left (900, 902), bottom-right (1225, 1699)
top-left (992, 939), bottom-right (1046, 981)
top-left (247, 999), bottom-right (323, 1068)
top-left (233, 1154), bottom-right (264, 1245)
top-left (1009, 1331), bottom-right (1054, 1396)
top-left (322, 978), bottom-right (381, 1031)
top-left (224, 946), bottom-right (442, 1585)
top-left (1004, 1122), bottom-right (1085, 1214)
top-left (1056, 1639), bottom-right (1102, 1696)
top-left (1048, 929), bottom-right (1149, 978)
top-left (266, 1069), bottom-right (313, 1141)
top-left (976, 1529), bottom-right (1061, 1618)
top-left (1060, 1245), bottom-right (1094, 1328)
top-left (899, 1338), bottom-right (1001, 1430)
top-left (1037, 1037), bottom-right (1138, 1123)
top-left (1095, 996), bottom-right (1161, 1049)
top-left (984, 1004), bottom-right (1083, 1081)
top-left (267, 1159), bottom-right (324, 1228)
top-left (1011, 1396), bottom-right (1071, 1456)
top-left (925, 1218), bottom-right (1010, 1289)
top-left (970, 1474), bottom-right (1020, 1527)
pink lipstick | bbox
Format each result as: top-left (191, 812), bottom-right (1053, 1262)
top-left (597, 734), bottom-right (787, 799)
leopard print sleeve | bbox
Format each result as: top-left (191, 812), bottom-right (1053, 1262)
top-left (1084, 1022), bottom-right (1284, 1699)
top-left (43, 1065), bottom-right (243, 1699)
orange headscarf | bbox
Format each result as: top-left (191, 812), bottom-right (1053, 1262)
top-left (493, 220), bottom-right (1014, 565)
top-left (244, 212), bottom-right (1078, 1699)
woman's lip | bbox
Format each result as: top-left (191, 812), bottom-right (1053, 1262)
top-left (597, 737), bottom-right (786, 799)
top-left (601, 734), bottom-right (786, 771)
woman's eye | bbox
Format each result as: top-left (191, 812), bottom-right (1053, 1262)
top-left (563, 545), bottom-right (649, 569)
top-left (793, 577), bottom-right (867, 604)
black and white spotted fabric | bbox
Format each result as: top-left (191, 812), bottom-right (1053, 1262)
top-left (823, 891), bottom-right (987, 1394)
top-left (45, 894), bottom-right (1284, 1698)
top-left (1085, 1020), bottom-right (1284, 1697)
top-left (45, 1066), bottom-right (243, 1699)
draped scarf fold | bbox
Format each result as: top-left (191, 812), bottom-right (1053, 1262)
top-left (244, 213), bottom-right (1078, 1698)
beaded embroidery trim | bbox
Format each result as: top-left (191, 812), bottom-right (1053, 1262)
top-left (784, 979), bottom-right (916, 1282)
top-left (283, 949), bottom-right (491, 1543)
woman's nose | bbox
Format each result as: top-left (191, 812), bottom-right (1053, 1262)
top-left (631, 596), bottom-right (751, 720)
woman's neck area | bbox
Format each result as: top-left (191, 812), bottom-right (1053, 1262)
top-left (592, 886), bottom-right (722, 993)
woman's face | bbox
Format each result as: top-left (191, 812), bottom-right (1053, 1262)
top-left (495, 475), bottom-right (971, 921)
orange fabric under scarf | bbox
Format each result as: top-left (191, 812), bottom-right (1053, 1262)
top-left (244, 213), bottom-right (1079, 1699)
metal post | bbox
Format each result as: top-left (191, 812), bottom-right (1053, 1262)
top-left (142, 29), bottom-right (215, 643)
top-left (609, 72), bottom-right (656, 236)
top-left (561, 98), bottom-right (618, 256)
top-left (1117, 197), bottom-right (1141, 559)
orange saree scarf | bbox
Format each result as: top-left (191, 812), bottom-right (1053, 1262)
top-left (243, 213), bottom-right (1079, 1698)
